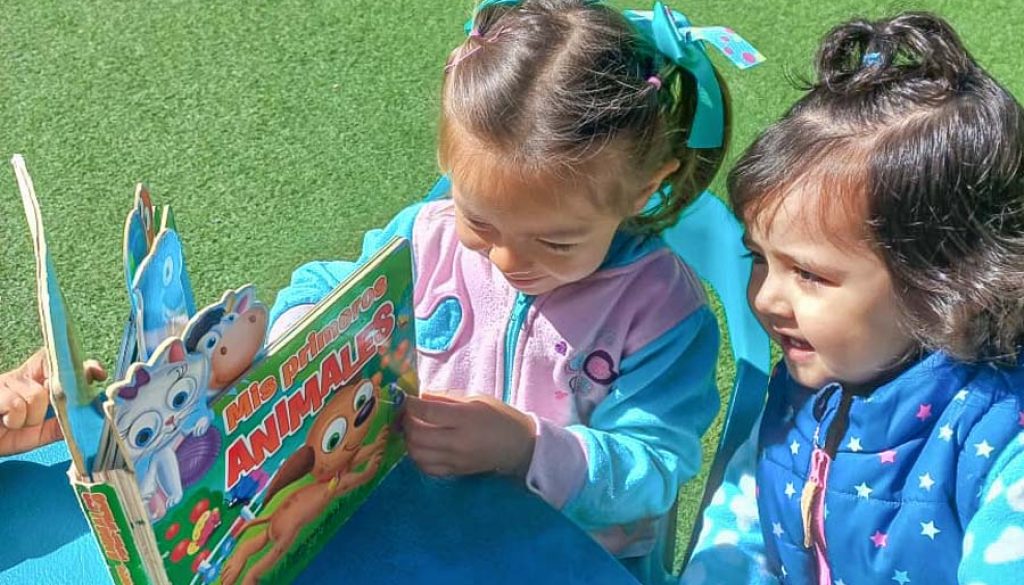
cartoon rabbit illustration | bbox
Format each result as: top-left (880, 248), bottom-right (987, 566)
top-left (220, 379), bottom-right (390, 585)
top-left (107, 338), bottom-right (212, 522)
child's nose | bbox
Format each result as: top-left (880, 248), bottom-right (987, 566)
top-left (752, 272), bottom-right (791, 319)
top-left (488, 244), bottom-right (527, 275)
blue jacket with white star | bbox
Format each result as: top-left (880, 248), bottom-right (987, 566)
top-left (682, 351), bottom-right (1024, 585)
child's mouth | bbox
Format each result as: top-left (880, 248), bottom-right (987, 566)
top-left (781, 334), bottom-right (815, 360)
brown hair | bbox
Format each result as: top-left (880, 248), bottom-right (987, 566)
top-left (730, 12), bottom-right (1024, 362)
top-left (438, 0), bottom-right (731, 233)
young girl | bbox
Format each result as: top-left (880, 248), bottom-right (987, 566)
top-left (269, 0), bottom-right (762, 576)
top-left (684, 12), bottom-right (1024, 585)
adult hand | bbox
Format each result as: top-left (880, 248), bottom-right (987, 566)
top-left (0, 348), bottom-right (106, 455)
top-left (403, 393), bottom-right (536, 478)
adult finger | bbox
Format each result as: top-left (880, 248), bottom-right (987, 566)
top-left (35, 418), bottom-right (64, 447)
top-left (0, 418), bottom-right (63, 455)
top-left (20, 381), bottom-right (50, 427)
top-left (19, 348), bottom-right (49, 383)
top-left (0, 390), bottom-right (28, 430)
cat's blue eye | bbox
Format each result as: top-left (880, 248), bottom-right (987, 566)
top-left (135, 428), bottom-right (154, 447)
top-left (171, 390), bottom-right (189, 409)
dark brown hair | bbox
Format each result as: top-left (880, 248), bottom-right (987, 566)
top-left (730, 12), bottom-right (1024, 362)
top-left (438, 0), bottom-right (731, 233)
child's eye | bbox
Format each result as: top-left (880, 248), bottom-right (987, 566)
top-left (795, 267), bottom-right (826, 285)
top-left (463, 217), bottom-right (490, 232)
top-left (741, 250), bottom-right (766, 264)
top-left (540, 241), bottom-right (577, 252)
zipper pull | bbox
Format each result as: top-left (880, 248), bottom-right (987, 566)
top-left (801, 448), bottom-right (832, 548)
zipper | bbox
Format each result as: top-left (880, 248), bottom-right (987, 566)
top-left (800, 385), bottom-right (853, 585)
top-left (502, 292), bottom-right (534, 404)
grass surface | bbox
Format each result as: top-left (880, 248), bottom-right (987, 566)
top-left (2, 0), bottom-right (1021, 573)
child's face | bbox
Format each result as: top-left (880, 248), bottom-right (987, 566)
top-left (450, 171), bottom-right (627, 296)
top-left (743, 183), bottom-right (915, 389)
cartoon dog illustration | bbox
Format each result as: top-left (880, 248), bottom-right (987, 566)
top-left (220, 379), bottom-right (390, 585)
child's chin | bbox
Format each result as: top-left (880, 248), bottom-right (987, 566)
top-left (785, 361), bottom-right (829, 390)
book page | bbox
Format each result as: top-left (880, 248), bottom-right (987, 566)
top-left (11, 154), bottom-right (106, 475)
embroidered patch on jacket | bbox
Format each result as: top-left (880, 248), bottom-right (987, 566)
top-left (559, 332), bottom-right (620, 399)
top-left (415, 296), bottom-right (463, 353)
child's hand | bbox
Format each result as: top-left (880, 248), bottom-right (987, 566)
top-left (403, 393), bottom-right (536, 478)
top-left (0, 349), bottom-right (106, 456)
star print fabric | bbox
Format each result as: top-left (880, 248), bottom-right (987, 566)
top-left (959, 434), bottom-right (1024, 583)
top-left (682, 352), bottom-right (1024, 584)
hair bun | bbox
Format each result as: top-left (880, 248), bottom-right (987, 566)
top-left (815, 12), bottom-right (976, 94)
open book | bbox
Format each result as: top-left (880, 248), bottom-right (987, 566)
top-left (12, 154), bottom-right (419, 585)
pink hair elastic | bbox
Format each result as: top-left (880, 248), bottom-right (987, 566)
top-left (445, 45), bottom-right (482, 72)
top-left (647, 75), bottom-right (662, 90)
top-left (445, 26), bottom-right (507, 73)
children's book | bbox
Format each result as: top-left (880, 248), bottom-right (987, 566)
top-left (13, 154), bottom-right (419, 585)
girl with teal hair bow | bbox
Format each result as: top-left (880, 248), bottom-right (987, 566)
top-left (270, 2), bottom-right (762, 582)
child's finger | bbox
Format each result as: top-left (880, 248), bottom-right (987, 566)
top-left (404, 395), bottom-right (464, 428)
top-left (403, 414), bottom-right (456, 451)
top-left (406, 445), bottom-right (455, 477)
top-left (0, 389), bottom-right (29, 430)
top-left (418, 392), bottom-right (464, 404)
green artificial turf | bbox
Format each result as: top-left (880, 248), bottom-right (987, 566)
top-left (2, 0), bottom-right (1022, 574)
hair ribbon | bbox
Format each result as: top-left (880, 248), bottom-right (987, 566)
top-left (625, 2), bottom-right (765, 148)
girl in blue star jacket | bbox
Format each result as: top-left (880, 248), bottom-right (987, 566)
top-left (682, 12), bottom-right (1024, 585)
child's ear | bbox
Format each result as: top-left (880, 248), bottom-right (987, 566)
top-left (633, 159), bottom-right (682, 214)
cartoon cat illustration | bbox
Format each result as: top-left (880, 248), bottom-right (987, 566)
top-left (107, 338), bottom-right (212, 522)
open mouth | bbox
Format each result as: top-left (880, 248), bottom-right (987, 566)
top-left (780, 334), bottom-right (815, 359)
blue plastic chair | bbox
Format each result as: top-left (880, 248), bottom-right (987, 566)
top-left (655, 189), bottom-right (771, 583)
top-left (424, 177), bottom-right (771, 584)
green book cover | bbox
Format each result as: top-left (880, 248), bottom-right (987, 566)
top-left (105, 239), bottom-right (418, 585)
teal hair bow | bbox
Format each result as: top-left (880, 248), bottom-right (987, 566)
top-left (625, 2), bottom-right (764, 148)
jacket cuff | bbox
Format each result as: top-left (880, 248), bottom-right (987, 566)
top-left (524, 414), bottom-right (588, 509)
top-left (268, 304), bottom-right (315, 343)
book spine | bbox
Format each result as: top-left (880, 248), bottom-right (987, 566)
top-left (72, 478), bottom-right (153, 585)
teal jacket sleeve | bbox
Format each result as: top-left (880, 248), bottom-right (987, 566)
top-left (959, 431), bottom-right (1024, 583)
top-left (269, 201), bottom-right (426, 326)
top-left (559, 305), bottom-right (720, 528)
top-left (681, 413), bottom-right (779, 585)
